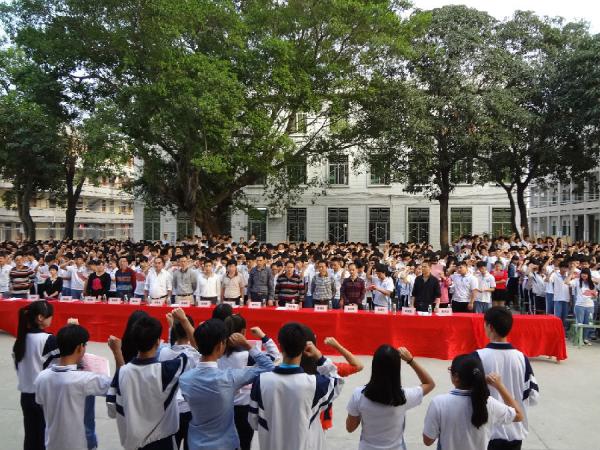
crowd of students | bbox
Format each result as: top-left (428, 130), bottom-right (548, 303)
top-left (0, 233), bottom-right (598, 342)
top-left (13, 300), bottom-right (539, 450)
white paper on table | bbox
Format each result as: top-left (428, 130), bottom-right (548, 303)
top-left (81, 353), bottom-right (110, 376)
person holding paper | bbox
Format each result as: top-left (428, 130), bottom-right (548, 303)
top-left (34, 324), bottom-right (124, 450)
top-left (368, 264), bottom-right (394, 310)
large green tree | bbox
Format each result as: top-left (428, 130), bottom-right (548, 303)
top-left (3, 0), bottom-right (411, 234)
top-left (476, 12), bottom-right (599, 238)
top-left (350, 5), bottom-right (497, 252)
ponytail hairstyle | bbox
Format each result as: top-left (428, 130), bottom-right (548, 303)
top-left (450, 354), bottom-right (490, 428)
top-left (13, 300), bottom-right (54, 366)
top-left (363, 344), bottom-right (407, 407)
top-left (121, 310), bottom-right (150, 364)
top-left (224, 314), bottom-right (246, 356)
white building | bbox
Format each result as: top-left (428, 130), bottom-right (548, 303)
top-left (0, 175), bottom-right (134, 241)
top-left (133, 112), bottom-right (512, 246)
top-left (229, 154), bottom-right (512, 247)
top-left (529, 170), bottom-right (600, 242)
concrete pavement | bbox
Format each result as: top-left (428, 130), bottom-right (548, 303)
top-left (1, 332), bottom-right (598, 450)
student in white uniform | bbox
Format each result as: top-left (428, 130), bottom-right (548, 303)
top-left (34, 324), bottom-right (124, 450)
top-left (475, 261), bottom-right (496, 314)
top-left (423, 354), bottom-right (523, 450)
top-left (13, 300), bottom-right (59, 450)
top-left (248, 322), bottom-right (344, 450)
top-left (107, 315), bottom-right (188, 450)
top-left (476, 307), bottom-right (540, 450)
top-left (158, 311), bottom-right (200, 450)
top-left (217, 315), bottom-right (280, 450)
top-left (346, 345), bottom-right (435, 450)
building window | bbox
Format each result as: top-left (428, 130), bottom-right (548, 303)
top-left (247, 208), bottom-right (267, 242)
top-left (560, 184), bottom-right (571, 205)
top-left (408, 208), bottom-right (429, 243)
top-left (177, 213), bottom-right (195, 240)
top-left (368, 208), bottom-right (390, 243)
top-left (369, 157), bottom-right (392, 185)
top-left (561, 218), bottom-right (571, 237)
top-left (143, 208), bottom-right (161, 240)
top-left (328, 155), bottom-right (349, 185)
top-left (287, 208), bottom-right (307, 242)
top-left (289, 112), bottom-right (307, 134)
top-left (287, 157), bottom-right (307, 185)
top-left (588, 174), bottom-right (599, 201)
top-left (492, 208), bottom-right (512, 237)
top-left (450, 207), bottom-right (472, 242)
top-left (451, 160), bottom-right (474, 184)
top-left (328, 208), bottom-right (348, 242)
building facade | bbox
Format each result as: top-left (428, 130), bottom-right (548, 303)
top-left (528, 170), bottom-right (600, 242)
top-left (0, 175), bottom-right (134, 241)
top-left (228, 153), bottom-right (512, 248)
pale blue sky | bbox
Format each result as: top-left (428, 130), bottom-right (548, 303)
top-left (414, 0), bottom-right (599, 32)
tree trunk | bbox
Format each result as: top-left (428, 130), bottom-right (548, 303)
top-left (64, 178), bottom-right (85, 240)
top-left (439, 192), bottom-right (450, 255)
top-left (16, 185), bottom-right (36, 241)
top-left (499, 183), bottom-right (520, 238)
top-left (516, 183), bottom-right (530, 238)
top-left (196, 209), bottom-right (221, 237)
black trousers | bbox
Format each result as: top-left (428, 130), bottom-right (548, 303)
top-left (234, 404), bottom-right (254, 450)
top-left (488, 439), bottom-right (522, 450)
top-left (21, 392), bottom-right (45, 450)
top-left (176, 412), bottom-right (191, 450)
top-left (451, 301), bottom-right (470, 313)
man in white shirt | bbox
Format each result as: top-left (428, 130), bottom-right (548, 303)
top-left (474, 261), bottom-right (496, 314)
top-left (64, 254), bottom-right (89, 300)
top-left (144, 256), bottom-right (173, 304)
top-left (331, 258), bottom-right (348, 309)
top-left (0, 252), bottom-right (12, 298)
top-left (369, 264), bottom-right (394, 309)
top-left (450, 261), bottom-right (478, 313)
top-left (196, 260), bottom-right (221, 304)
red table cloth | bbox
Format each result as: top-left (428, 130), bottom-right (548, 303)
top-left (0, 300), bottom-right (567, 360)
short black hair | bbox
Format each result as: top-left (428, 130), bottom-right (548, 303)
top-left (57, 324), bottom-right (89, 357)
top-left (484, 307), bottom-right (513, 337)
top-left (476, 261), bottom-right (487, 268)
top-left (170, 315), bottom-right (194, 344)
top-left (194, 319), bottom-right (229, 356)
top-left (212, 303), bottom-right (234, 321)
top-left (131, 316), bottom-right (162, 352)
top-left (278, 322), bottom-right (307, 358)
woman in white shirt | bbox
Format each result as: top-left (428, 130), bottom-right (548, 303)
top-left (423, 354), bottom-right (523, 450)
top-left (217, 314), bottom-right (280, 450)
top-left (346, 345), bottom-right (435, 450)
top-left (567, 268), bottom-right (597, 345)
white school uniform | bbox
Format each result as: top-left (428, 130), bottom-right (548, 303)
top-left (218, 337), bottom-right (280, 406)
top-left (248, 358), bottom-right (344, 450)
top-left (423, 389), bottom-right (516, 450)
top-left (158, 344), bottom-right (201, 414)
top-left (476, 342), bottom-right (539, 442)
top-left (346, 385), bottom-right (423, 450)
top-left (107, 353), bottom-right (188, 450)
top-left (15, 330), bottom-right (60, 393)
top-left (67, 265), bottom-right (89, 292)
top-left (34, 365), bottom-right (111, 450)
top-left (475, 272), bottom-right (496, 303)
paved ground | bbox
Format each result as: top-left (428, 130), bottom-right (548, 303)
top-left (1, 332), bottom-right (599, 450)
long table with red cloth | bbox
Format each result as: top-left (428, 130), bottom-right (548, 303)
top-left (0, 300), bottom-right (567, 360)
